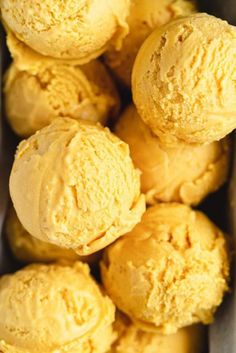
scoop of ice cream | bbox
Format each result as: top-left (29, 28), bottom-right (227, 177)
top-left (101, 203), bottom-right (229, 334)
top-left (4, 59), bottom-right (120, 137)
top-left (0, 0), bottom-right (130, 63)
top-left (109, 313), bottom-right (206, 353)
top-left (105, 0), bottom-right (195, 87)
top-left (132, 13), bottom-right (236, 144)
top-left (0, 262), bottom-right (115, 353)
top-left (10, 118), bottom-right (145, 256)
top-left (115, 105), bottom-right (231, 205)
top-left (4, 206), bottom-right (101, 264)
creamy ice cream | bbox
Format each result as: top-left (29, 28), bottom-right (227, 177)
top-left (115, 105), bottom-right (231, 205)
top-left (4, 59), bottom-right (120, 137)
top-left (101, 203), bottom-right (229, 334)
top-left (4, 206), bottom-right (100, 264)
top-left (0, 0), bottom-right (130, 63)
top-left (132, 13), bottom-right (236, 144)
top-left (10, 118), bottom-right (145, 256)
top-left (0, 262), bottom-right (115, 353)
top-left (105, 0), bottom-right (195, 87)
top-left (5, 30), bottom-right (58, 73)
top-left (109, 313), bottom-right (206, 353)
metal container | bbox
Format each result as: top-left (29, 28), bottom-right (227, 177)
top-left (0, 2), bottom-right (235, 352)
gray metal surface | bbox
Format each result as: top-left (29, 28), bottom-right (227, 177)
top-left (209, 145), bottom-right (236, 353)
top-left (205, 2), bottom-right (236, 353)
top-left (0, 26), bottom-right (17, 274)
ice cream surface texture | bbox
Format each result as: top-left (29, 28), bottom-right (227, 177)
top-left (101, 203), bottom-right (229, 334)
top-left (109, 313), bottom-right (206, 353)
top-left (105, 0), bottom-right (195, 86)
top-left (132, 13), bottom-right (236, 144)
top-left (115, 105), bottom-right (231, 205)
top-left (4, 207), bottom-right (100, 264)
top-left (9, 118), bottom-right (145, 255)
top-left (0, 0), bottom-right (130, 63)
top-left (4, 59), bottom-right (120, 137)
top-left (0, 262), bottom-right (115, 353)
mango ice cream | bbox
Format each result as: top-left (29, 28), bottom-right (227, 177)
top-left (132, 13), bottom-right (236, 144)
top-left (101, 203), bottom-right (229, 334)
top-left (9, 118), bottom-right (145, 256)
top-left (0, 262), bottom-right (115, 353)
top-left (115, 105), bottom-right (231, 205)
top-left (1, 0), bottom-right (131, 63)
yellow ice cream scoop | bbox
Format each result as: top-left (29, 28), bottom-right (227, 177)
top-left (109, 313), bottom-right (206, 353)
top-left (4, 59), bottom-right (120, 137)
top-left (115, 105), bottom-right (231, 206)
top-left (0, 0), bottom-right (130, 63)
top-left (132, 13), bottom-right (236, 144)
top-left (4, 206), bottom-right (100, 264)
top-left (9, 118), bottom-right (145, 256)
top-left (0, 262), bottom-right (115, 353)
top-left (105, 0), bottom-right (195, 87)
top-left (101, 203), bottom-right (229, 334)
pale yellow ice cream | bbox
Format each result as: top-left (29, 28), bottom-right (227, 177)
top-left (4, 207), bottom-right (100, 264)
top-left (0, 262), bottom-right (115, 353)
top-left (115, 105), bottom-right (231, 205)
top-left (5, 30), bottom-right (57, 73)
top-left (105, 0), bottom-right (195, 87)
top-left (4, 59), bottom-right (120, 137)
top-left (109, 313), bottom-right (206, 353)
top-left (10, 118), bottom-right (145, 256)
top-left (0, 0), bottom-right (130, 63)
top-left (132, 13), bottom-right (236, 144)
top-left (101, 203), bottom-right (229, 334)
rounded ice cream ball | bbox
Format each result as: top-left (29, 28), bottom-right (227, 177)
top-left (4, 206), bottom-right (100, 264)
top-left (9, 118), bottom-right (145, 256)
top-left (0, 262), bottom-right (115, 353)
top-left (105, 0), bottom-right (195, 87)
top-left (0, 0), bottom-right (130, 63)
top-left (132, 13), bottom-right (236, 144)
top-left (115, 105), bottom-right (231, 206)
top-left (101, 203), bottom-right (229, 334)
top-left (4, 59), bottom-right (120, 137)
top-left (109, 313), bottom-right (206, 353)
